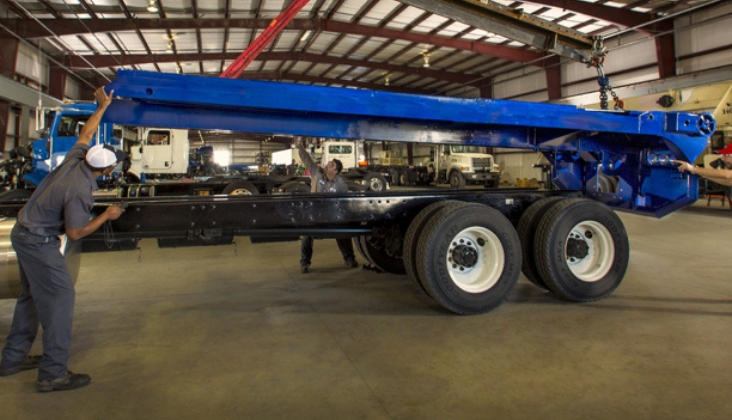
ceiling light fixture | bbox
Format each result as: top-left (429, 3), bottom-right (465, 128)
top-left (299, 31), bottom-right (312, 42)
top-left (384, 74), bottom-right (390, 86)
top-left (147, 0), bottom-right (158, 13)
top-left (421, 51), bottom-right (431, 68)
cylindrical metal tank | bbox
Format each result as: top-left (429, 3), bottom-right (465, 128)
top-left (0, 218), bottom-right (81, 300)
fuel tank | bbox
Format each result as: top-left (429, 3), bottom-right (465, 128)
top-left (0, 218), bottom-right (81, 300)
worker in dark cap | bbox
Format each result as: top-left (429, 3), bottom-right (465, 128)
top-left (676, 143), bottom-right (732, 186)
top-left (294, 136), bottom-right (358, 273)
top-left (0, 87), bottom-right (126, 392)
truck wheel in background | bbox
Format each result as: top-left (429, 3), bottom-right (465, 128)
top-left (403, 200), bottom-right (474, 299)
top-left (415, 204), bottom-right (521, 315)
top-left (449, 171), bottom-right (465, 189)
top-left (516, 196), bottom-right (565, 290)
top-left (397, 169), bottom-right (409, 186)
top-left (346, 182), bottom-right (366, 192)
top-left (535, 198), bottom-right (629, 302)
top-left (278, 181), bottom-right (310, 193)
top-left (389, 169), bottom-right (401, 186)
top-left (358, 226), bottom-right (406, 275)
top-left (221, 181), bottom-right (259, 195)
top-left (364, 172), bottom-right (388, 192)
top-left (0, 189), bottom-right (33, 203)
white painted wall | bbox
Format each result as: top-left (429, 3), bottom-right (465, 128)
top-left (16, 43), bottom-right (49, 86)
top-left (493, 148), bottom-right (546, 186)
top-left (64, 78), bottom-right (81, 100)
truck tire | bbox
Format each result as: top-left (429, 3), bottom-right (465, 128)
top-left (449, 171), bottom-right (465, 189)
top-left (415, 204), bottom-right (521, 315)
top-left (346, 181), bottom-right (366, 192)
top-left (359, 232), bottom-right (406, 275)
top-left (278, 181), bottom-right (310, 194)
top-left (0, 189), bottom-right (33, 203)
top-left (403, 200), bottom-right (473, 298)
top-left (397, 169), bottom-right (409, 186)
top-left (221, 181), bottom-right (259, 195)
top-left (516, 196), bottom-right (565, 290)
top-left (535, 198), bottom-right (629, 302)
top-left (364, 172), bottom-right (387, 192)
top-left (354, 236), bottom-right (373, 266)
top-left (389, 169), bottom-right (401, 186)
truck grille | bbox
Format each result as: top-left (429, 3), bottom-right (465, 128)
top-left (472, 157), bottom-right (493, 172)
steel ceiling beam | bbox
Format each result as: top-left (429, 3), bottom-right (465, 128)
top-left (64, 51), bottom-right (480, 85)
top-left (1, 18), bottom-right (544, 64)
top-left (528, 0), bottom-right (653, 30)
top-left (397, 0), bottom-right (593, 62)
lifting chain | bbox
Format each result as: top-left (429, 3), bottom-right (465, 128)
top-left (587, 36), bottom-right (624, 111)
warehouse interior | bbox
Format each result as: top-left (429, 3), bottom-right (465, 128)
top-left (1, 0), bottom-right (732, 418)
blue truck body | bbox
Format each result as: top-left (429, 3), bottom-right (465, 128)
top-left (103, 70), bottom-right (714, 217)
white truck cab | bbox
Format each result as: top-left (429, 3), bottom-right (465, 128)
top-left (127, 128), bottom-right (189, 179)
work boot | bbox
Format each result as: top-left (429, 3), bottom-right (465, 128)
top-left (346, 258), bottom-right (359, 268)
top-left (36, 371), bottom-right (91, 393)
top-left (0, 355), bottom-right (42, 377)
top-left (300, 264), bottom-right (310, 274)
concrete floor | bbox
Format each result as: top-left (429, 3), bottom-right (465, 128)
top-left (1, 200), bottom-right (731, 419)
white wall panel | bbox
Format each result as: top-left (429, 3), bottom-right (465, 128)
top-left (16, 43), bottom-right (49, 85)
top-left (493, 68), bottom-right (546, 99)
top-left (493, 150), bottom-right (545, 186)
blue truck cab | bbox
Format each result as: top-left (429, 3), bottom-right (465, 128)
top-left (24, 103), bottom-right (118, 187)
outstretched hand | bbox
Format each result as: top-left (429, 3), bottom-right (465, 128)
top-left (675, 160), bottom-right (695, 174)
top-left (94, 87), bottom-right (114, 109)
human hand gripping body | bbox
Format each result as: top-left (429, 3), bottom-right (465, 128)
top-left (675, 159), bottom-right (732, 187)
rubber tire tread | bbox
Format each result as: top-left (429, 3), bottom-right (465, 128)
top-left (403, 200), bottom-right (473, 298)
top-left (534, 198), bottom-right (629, 302)
top-left (359, 235), bottom-right (406, 275)
top-left (449, 171), bottom-right (465, 189)
top-left (278, 180), bottom-right (310, 193)
top-left (354, 236), bottom-right (375, 267)
top-left (516, 196), bottom-right (565, 290)
top-left (415, 204), bottom-right (521, 315)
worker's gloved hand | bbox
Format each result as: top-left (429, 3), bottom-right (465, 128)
top-left (104, 204), bottom-right (125, 221)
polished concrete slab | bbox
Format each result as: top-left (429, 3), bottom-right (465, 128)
top-left (1, 200), bottom-right (731, 419)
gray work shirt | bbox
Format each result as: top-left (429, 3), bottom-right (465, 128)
top-left (298, 146), bottom-right (348, 193)
top-left (19, 143), bottom-right (98, 236)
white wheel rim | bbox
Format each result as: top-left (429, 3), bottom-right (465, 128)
top-left (564, 220), bottom-right (614, 281)
top-left (445, 226), bottom-right (504, 293)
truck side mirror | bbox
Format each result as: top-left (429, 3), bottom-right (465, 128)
top-left (34, 140), bottom-right (50, 160)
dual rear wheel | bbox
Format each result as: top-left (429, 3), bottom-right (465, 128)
top-left (355, 197), bottom-right (629, 314)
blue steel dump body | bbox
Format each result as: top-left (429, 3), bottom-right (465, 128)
top-left (104, 70), bottom-right (715, 217)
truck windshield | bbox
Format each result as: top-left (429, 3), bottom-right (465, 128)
top-left (57, 115), bottom-right (90, 137)
top-left (328, 145), bottom-right (352, 154)
top-left (451, 145), bottom-right (483, 154)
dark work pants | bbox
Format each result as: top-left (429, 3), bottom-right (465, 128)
top-left (1, 223), bottom-right (74, 381)
top-left (300, 236), bottom-right (355, 266)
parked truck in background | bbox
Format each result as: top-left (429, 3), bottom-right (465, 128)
top-left (0, 104), bottom-right (313, 199)
top-left (313, 139), bottom-right (501, 189)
